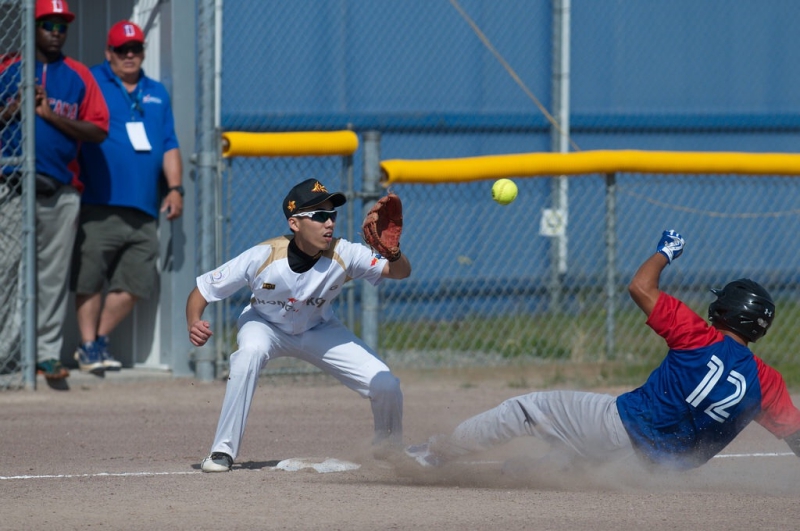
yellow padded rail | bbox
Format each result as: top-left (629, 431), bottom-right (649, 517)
top-left (380, 150), bottom-right (800, 184)
top-left (221, 131), bottom-right (359, 158)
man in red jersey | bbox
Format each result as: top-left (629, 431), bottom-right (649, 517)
top-left (0, 0), bottom-right (109, 381)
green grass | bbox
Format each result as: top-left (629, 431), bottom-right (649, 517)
top-left (226, 295), bottom-right (800, 389)
top-left (379, 298), bottom-right (800, 389)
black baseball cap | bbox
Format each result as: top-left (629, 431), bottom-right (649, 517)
top-left (283, 178), bottom-right (347, 219)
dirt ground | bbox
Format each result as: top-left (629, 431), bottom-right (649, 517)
top-left (2, 366), bottom-right (799, 530)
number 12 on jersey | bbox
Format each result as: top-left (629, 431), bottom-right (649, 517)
top-left (686, 355), bottom-right (747, 423)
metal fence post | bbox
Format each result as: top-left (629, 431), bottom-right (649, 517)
top-left (22, 0), bottom-right (36, 389)
top-left (361, 131), bottom-right (382, 351)
top-left (548, 0), bottom-right (571, 313)
top-left (604, 172), bottom-right (617, 361)
top-left (194, 0), bottom-right (217, 382)
top-left (343, 152), bottom-right (356, 331)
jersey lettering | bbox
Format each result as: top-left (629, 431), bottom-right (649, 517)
top-left (50, 98), bottom-right (78, 120)
top-left (256, 297), bottom-right (327, 308)
top-left (705, 371), bottom-right (746, 422)
top-left (686, 355), bottom-right (724, 407)
top-left (686, 355), bottom-right (747, 423)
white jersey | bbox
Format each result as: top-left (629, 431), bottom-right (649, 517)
top-left (197, 235), bottom-right (387, 335)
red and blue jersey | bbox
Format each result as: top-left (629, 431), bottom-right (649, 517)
top-left (0, 53), bottom-right (109, 188)
top-left (79, 61), bottom-right (180, 218)
top-left (617, 292), bottom-right (800, 469)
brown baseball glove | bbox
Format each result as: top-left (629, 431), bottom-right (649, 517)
top-left (362, 193), bottom-right (403, 262)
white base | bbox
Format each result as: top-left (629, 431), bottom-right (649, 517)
top-left (274, 457), bottom-right (361, 473)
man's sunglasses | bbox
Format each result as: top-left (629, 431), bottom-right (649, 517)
top-left (37, 21), bottom-right (68, 34)
top-left (292, 210), bottom-right (338, 223)
top-left (110, 43), bottom-right (145, 56)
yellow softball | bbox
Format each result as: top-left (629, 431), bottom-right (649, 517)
top-left (491, 178), bottom-right (518, 205)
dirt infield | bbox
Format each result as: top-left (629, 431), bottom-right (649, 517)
top-left (2, 367), bottom-right (799, 530)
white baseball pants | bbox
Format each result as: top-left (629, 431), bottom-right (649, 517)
top-left (209, 308), bottom-right (403, 460)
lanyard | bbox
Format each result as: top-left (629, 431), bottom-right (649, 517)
top-left (113, 75), bottom-right (144, 121)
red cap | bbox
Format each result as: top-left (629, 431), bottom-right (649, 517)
top-left (107, 20), bottom-right (145, 48)
top-left (35, 0), bottom-right (75, 22)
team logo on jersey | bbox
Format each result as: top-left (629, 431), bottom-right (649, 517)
top-left (311, 181), bottom-right (328, 193)
top-left (370, 257), bottom-right (379, 266)
top-left (286, 200), bottom-right (297, 213)
top-left (206, 266), bottom-right (229, 284)
top-left (50, 99), bottom-right (78, 120)
top-left (142, 94), bottom-right (163, 104)
top-left (261, 283), bottom-right (275, 290)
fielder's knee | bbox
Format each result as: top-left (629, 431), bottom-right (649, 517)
top-left (369, 371), bottom-right (401, 398)
top-left (227, 346), bottom-right (269, 376)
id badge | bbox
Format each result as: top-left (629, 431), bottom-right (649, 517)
top-left (126, 122), bottom-right (152, 152)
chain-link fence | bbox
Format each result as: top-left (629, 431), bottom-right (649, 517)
top-left (213, 137), bottom-right (800, 385)
top-left (209, 1), bottom-right (800, 384)
top-left (0, 0), bottom-right (34, 391)
top-left (375, 171), bottom-right (800, 379)
top-left (6, 1), bottom-right (800, 388)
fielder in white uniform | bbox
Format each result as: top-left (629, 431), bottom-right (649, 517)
top-left (187, 178), bottom-right (412, 472)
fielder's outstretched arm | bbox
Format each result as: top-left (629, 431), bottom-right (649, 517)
top-left (382, 252), bottom-right (411, 280)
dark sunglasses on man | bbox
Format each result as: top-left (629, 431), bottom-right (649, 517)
top-left (291, 210), bottom-right (338, 223)
top-left (37, 20), bottom-right (68, 34)
top-left (110, 43), bottom-right (145, 56)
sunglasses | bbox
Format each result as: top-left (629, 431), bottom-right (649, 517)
top-left (292, 209), bottom-right (338, 223)
top-left (110, 43), bottom-right (145, 56)
top-left (37, 20), bottom-right (68, 34)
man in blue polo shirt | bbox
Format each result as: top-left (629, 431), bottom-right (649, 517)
top-left (71, 20), bottom-right (183, 374)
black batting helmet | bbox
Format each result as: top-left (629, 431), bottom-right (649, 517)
top-left (708, 278), bottom-right (775, 343)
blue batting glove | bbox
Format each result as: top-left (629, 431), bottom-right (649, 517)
top-left (656, 229), bottom-right (684, 264)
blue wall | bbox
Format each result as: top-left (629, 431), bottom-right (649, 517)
top-left (222, 0), bottom-right (800, 137)
top-left (218, 1), bottom-right (800, 320)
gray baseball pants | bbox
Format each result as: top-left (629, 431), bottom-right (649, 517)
top-left (36, 186), bottom-right (80, 361)
top-left (433, 390), bottom-right (636, 464)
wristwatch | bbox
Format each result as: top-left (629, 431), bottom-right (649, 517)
top-left (168, 185), bottom-right (185, 197)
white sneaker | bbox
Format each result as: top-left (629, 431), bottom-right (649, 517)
top-left (97, 336), bottom-right (122, 371)
top-left (404, 443), bottom-right (443, 468)
top-left (101, 355), bottom-right (123, 370)
top-left (201, 452), bottom-right (233, 472)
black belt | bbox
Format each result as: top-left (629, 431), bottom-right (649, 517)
top-left (0, 173), bottom-right (66, 197)
top-left (34, 173), bottom-right (64, 197)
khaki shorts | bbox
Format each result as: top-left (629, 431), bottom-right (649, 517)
top-left (70, 205), bottom-right (158, 298)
